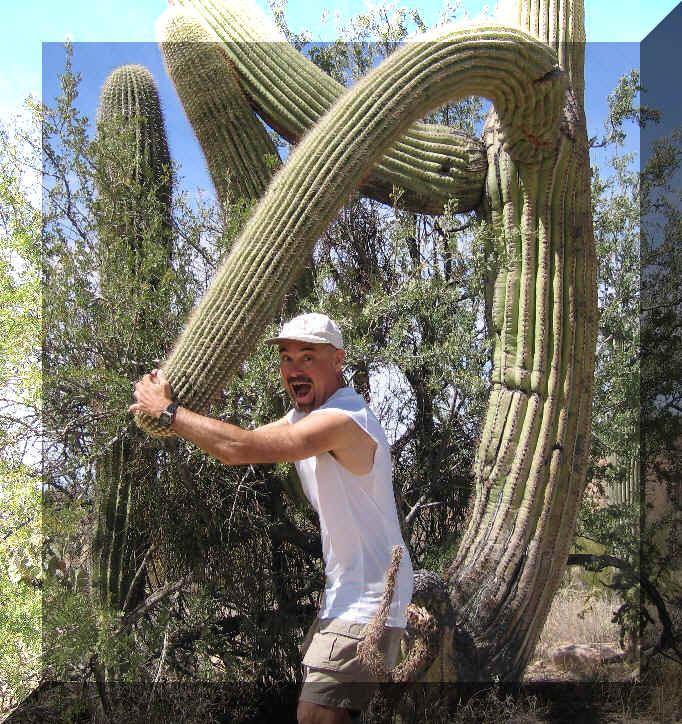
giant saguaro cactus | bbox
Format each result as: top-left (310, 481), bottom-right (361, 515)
top-left (137, 0), bottom-right (596, 680)
top-left (91, 65), bottom-right (173, 613)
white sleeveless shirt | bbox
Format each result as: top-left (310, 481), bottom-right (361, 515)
top-left (286, 387), bottom-right (413, 627)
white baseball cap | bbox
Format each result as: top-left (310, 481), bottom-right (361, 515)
top-left (266, 313), bottom-right (344, 350)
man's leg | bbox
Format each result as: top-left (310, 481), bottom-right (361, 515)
top-left (296, 700), bottom-right (353, 724)
top-left (298, 620), bottom-right (403, 723)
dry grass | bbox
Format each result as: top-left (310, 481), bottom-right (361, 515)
top-left (536, 586), bottom-right (622, 654)
top-left (525, 576), bottom-right (635, 682)
top-left (637, 656), bottom-right (682, 723)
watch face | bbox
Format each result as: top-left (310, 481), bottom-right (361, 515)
top-left (158, 402), bottom-right (178, 427)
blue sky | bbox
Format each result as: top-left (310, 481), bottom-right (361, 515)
top-left (5, 1), bottom-right (680, 196)
top-left (4, 0), bottom-right (678, 114)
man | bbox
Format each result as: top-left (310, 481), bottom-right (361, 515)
top-left (130, 313), bottom-right (413, 724)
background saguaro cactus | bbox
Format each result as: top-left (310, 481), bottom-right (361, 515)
top-left (133, 0), bottom-right (597, 683)
top-left (90, 64), bottom-right (173, 614)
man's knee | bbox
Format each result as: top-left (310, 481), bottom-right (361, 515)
top-left (297, 700), bottom-right (352, 724)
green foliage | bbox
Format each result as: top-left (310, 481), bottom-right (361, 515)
top-left (594, 70), bottom-right (661, 148)
top-left (0, 111), bottom-right (43, 711)
top-left (0, 465), bottom-right (42, 709)
top-left (578, 77), bottom-right (682, 668)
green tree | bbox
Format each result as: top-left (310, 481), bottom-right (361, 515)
top-left (0, 113), bottom-right (42, 711)
top-left (571, 72), bottom-right (682, 672)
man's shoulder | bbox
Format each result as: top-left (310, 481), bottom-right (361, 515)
top-left (319, 387), bottom-right (366, 413)
top-left (316, 388), bottom-right (390, 450)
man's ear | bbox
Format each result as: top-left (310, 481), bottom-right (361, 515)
top-left (334, 348), bottom-right (346, 370)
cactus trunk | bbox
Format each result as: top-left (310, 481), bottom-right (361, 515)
top-left (91, 436), bottom-right (149, 611)
top-left (443, 0), bottom-right (596, 679)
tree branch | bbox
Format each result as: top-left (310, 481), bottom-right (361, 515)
top-left (117, 575), bottom-right (191, 633)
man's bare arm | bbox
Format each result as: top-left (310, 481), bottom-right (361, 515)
top-left (129, 369), bottom-right (372, 467)
top-left (169, 406), bottom-right (366, 466)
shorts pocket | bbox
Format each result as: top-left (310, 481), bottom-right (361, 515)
top-left (302, 624), bottom-right (365, 672)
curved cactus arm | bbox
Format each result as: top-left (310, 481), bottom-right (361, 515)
top-left (498, 0), bottom-right (585, 100)
top-left (156, 7), bottom-right (281, 205)
top-left (135, 22), bottom-right (564, 437)
top-left (166, 0), bottom-right (487, 215)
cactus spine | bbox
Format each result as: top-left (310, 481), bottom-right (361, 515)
top-left (164, 0), bottom-right (488, 215)
top-left (91, 65), bottom-right (173, 612)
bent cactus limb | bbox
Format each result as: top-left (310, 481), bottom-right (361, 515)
top-left (135, 21), bottom-right (565, 436)
top-left (167, 0), bottom-right (488, 215)
top-left (156, 6), bottom-right (281, 205)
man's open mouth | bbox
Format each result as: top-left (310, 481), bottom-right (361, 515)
top-left (290, 381), bottom-right (313, 400)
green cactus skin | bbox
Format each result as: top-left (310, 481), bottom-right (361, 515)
top-left (165, 0), bottom-right (488, 216)
top-left (156, 7), bottom-right (281, 204)
top-left (605, 452), bottom-right (639, 505)
top-left (92, 64), bottom-right (172, 612)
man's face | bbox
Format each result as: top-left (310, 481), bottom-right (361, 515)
top-left (278, 340), bottom-right (345, 412)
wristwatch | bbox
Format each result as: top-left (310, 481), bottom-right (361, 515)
top-left (158, 401), bottom-right (180, 428)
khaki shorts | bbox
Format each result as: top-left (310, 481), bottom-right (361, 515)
top-left (299, 617), bottom-right (404, 713)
